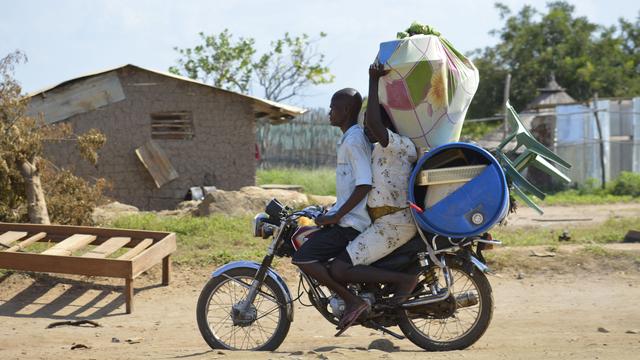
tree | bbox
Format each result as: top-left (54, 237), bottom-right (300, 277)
top-left (170, 30), bottom-right (334, 102)
top-left (468, 1), bottom-right (640, 118)
top-left (0, 51), bottom-right (106, 224)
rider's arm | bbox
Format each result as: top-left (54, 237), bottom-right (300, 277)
top-left (316, 133), bottom-right (372, 226)
top-left (326, 184), bottom-right (371, 222)
top-left (366, 63), bottom-right (390, 147)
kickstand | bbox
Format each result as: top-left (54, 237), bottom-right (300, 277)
top-left (364, 320), bottom-right (405, 340)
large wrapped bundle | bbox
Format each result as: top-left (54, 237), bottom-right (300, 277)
top-left (376, 24), bottom-right (479, 149)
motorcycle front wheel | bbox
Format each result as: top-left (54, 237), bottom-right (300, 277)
top-left (397, 261), bottom-right (493, 351)
top-left (196, 267), bottom-right (291, 351)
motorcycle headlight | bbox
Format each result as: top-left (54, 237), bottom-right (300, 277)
top-left (253, 213), bottom-right (269, 237)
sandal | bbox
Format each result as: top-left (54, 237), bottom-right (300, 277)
top-left (335, 302), bottom-right (370, 337)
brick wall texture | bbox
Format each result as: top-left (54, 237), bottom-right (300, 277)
top-left (43, 66), bottom-right (257, 210)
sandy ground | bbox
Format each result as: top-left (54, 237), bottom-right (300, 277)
top-left (1, 256), bottom-right (639, 360)
top-left (505, 202), bottom-right (640, 228)
top-left (1, 203), bottom-right (640, 359)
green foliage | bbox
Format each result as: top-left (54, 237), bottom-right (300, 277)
top-left (42, 168), bottom-right (108, 225)
top-left (0, 51), bottom-right (107, 224)
top-left (460, 120), bottom-right (502, 140)
top-left (610, 171), bottom-right (640, 197)
top-left (468, 2), bottom-right (640, 118)
top-left (256, 167), bottom-right (336, 196)
top-left (76, 129), bottom-right (107, 166)
top-left (106, 211), bottom-right (638, 266)
top-left (542, 190), bottom-right (635, 206)
top-left (109, 213), bottom-right (264, 265)
top-left (170, 30), bottom-right (334, 102)
top-left (540, 173), bottom-right (640, 205)
top-left (254, 32), bottom-right (334, 102)
top-left (397, 22), bottom-right (442, 39)
top-left (169, 30), bottom-right (256, 93)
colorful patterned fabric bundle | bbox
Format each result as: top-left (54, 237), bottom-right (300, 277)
top-left (376, 27), bottom-right (479, 149)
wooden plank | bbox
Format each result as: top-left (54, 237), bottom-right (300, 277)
top-left (162, 256), bottom-right (171, 286)
top-left (82, 237), bottom-right (130, 259)
top-left (26, 71), bottom-right (125, 124)
top-left (41, 234), bottom-right (96, 256)
top-left (0, 222), bottom-right (171, 243)
top-left (117, 239), bottom-right (153, 260)
top-left (134, 140), bottom-right (179, 188)
top-left (0, 252), bottom-right (132, 278)
top-left (0, 231), bottom-right (28, 248)
top-left (125, 278), bottom-right (134, 314)
top-left (6, 232), bottom-right (47, 252)
top-left (131, 234), bottom-right (177, 278)
top-left (151, 131), bottom-right (194, 136)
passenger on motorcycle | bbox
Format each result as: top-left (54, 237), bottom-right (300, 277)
top-left (291, 88), bottom-right (374, 330)
top-left (330, 63), bottom-right (420, 333)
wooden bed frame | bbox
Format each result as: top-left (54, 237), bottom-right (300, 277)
top-left (0, 222), bottom-right (176, 314)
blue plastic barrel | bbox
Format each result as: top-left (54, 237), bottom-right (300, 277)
top-left (408, 142), bottom-right (509, 238)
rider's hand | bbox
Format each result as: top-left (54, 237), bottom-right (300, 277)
top-left (369, 62), bottom-right (390, 80)
top-left (315, 214), bottom-right (340, 226)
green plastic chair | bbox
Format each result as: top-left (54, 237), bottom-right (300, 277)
top-left (511, 184), bottom-right (544, 215)
top-left (512, 149), bottom-right (571, 184)
top-left (498, 101), bottom-right (572, 169)
top-left (496, 151), bottom-right (546, 200)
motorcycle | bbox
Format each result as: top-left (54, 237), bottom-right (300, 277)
top-left (196, 198), bottom-right (501, 351)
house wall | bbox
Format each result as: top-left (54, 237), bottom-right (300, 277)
top-left (42, 67), bottom-right (257, 210)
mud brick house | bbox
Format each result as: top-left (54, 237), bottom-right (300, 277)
top-left (27, 65), bottom-right (305, 210)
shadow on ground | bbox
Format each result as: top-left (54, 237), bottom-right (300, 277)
top-left (0, 272), bottom-right (161, 319)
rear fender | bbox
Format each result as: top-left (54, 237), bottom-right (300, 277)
top-left (212, 261), bottom-right (294, 321)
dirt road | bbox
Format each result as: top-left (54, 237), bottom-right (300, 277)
top-left (1, 261), bottom-right (639, 360)
top-left (505, 202), bottom-right (640, 228)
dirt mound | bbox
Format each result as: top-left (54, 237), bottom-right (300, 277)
top-left (308, 194), bottom-right (337, 208)
top-left (197, 186), bottom-right (310, 216)
top-left (92, 201), bottom-right (139, 225)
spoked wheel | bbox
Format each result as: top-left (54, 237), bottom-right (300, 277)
top-left (196, 267), bottom-right (291, 351)
top-left (397, 261), bottom-right (493, 351)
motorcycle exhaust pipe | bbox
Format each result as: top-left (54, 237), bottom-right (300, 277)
top-left (401, 289), bottom-right (479, 309)
top-left (401, 287), bottom-right (451, 308)
top-left (455, 292), bottom-right (479, 308)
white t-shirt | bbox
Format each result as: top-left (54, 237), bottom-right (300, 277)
top-left (368, 129), bottom-right (417, 209)
top-left (326, 124), bottom-right (372, 232)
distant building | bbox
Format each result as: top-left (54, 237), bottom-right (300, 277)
top-left (555, 97), bottom-right (640, 185)
top-left (524, 74), bottom-right (577, 188)
top-left (477, 74), bottom-right (640, 187)
top-left (27, 65), bottom-right (305, 210)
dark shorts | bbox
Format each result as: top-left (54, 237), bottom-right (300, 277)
top-left (291, 225), bottom-right (360, 265)
top-left (334, 249), bottom-right (354, 266)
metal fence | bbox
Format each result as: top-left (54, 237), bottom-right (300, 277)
top-left (555, 97), bottom-right (640, 185)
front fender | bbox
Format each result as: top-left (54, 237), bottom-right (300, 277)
top-left (212, 261), bottom-right (294, 321)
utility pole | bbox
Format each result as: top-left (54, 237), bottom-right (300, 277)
top-left (592, 92), bottom-right (607, 189)
top-left (503, 73), bottom-right (512, 138)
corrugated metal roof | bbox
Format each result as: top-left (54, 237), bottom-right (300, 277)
top-left (26, 64), bottom-right (307, 123)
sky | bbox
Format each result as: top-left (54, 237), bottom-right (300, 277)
top-left (1, 0), bottom-right (638, 109)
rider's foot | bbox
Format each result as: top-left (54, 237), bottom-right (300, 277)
top-left (335, 301), bottom-right (370, 337)
top-left (339, 298), bottom-right (368, 329)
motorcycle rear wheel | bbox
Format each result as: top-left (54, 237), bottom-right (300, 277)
top-left (196, 267), bottom-right (291, 351)
top-left (397, 261), bottom-right (493, 351)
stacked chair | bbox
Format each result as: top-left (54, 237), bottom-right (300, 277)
top-left (495, 101), bottom-right (572, 214)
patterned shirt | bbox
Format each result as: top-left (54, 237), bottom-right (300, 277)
top-left (326, 124), bottom-right (373, 232)
top-left (368, 129), bottom-right (418, 209)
